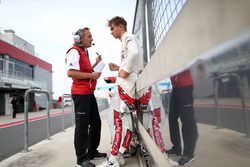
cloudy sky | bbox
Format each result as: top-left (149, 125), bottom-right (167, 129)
top-left (0, 0), bottom-right (136, 98)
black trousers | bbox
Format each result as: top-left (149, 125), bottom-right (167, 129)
top-left (12, 106), bottom-right (17, 118)
top-left (72, 94), bottom-right (101, 164)
top-left (168, 86), bottom-right (198, 156)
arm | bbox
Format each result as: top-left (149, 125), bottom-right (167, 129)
top-left (118, 69), bottom-right (130, 79)
top-left (109, 62), bottom-right (130, 78)
top-left (118, 36), bottom-right (140, 79)
top-left (67, 70), bottom-right (101, 80)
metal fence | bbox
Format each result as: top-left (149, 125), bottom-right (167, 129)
top-left (133, 0), bottom-right (187, 62)
top-left (23, 88), bottom-right (50, 152)
top-left (152, 0), bottom-right (187, 49)
top-left (0, 68), bottom-right (46, 89)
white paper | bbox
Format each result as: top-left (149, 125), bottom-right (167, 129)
top-left (93, 60), bottom-right (105, 72)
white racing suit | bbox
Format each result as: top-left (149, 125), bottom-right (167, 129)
top-left (108, 32), bottom-right (139, 156)
top-left (137, 86), bottom-right (167, 153)
top-left (107, 32), bottom-right (166, 156)
top-left (109, 85), bottom-right (136, 156)
top-left (109, 86), bottom-right (167, 155)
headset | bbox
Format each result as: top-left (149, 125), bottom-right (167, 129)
top-left (73, 28), bottom-right (95, 46)
top-left (73, 29), bottom-right (83, 45)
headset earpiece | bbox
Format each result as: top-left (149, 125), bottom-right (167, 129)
top-left (74, 34), bottom-right (81, 44)
top-left (73, 29), bottom-right (82, 44)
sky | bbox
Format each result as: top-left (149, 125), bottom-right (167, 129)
top-left (0, 0), bottom-right (136, 99)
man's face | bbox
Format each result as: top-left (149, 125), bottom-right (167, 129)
top-left (82, 30), bottom-right (93, 48)
top-left (110, 24), bottom-right (122, 39)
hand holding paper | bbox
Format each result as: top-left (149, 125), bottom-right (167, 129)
top-left (93, 60), bottom-right (105, 72)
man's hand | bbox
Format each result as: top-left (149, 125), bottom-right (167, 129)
top-left (95, 55), bottom-right (102, 64)
top-left (92, 72), bottom-right (101, 79)
top-left (109, 63), bottom-right (119, 71)
top-left (92, 54), bottom-right (102, 69)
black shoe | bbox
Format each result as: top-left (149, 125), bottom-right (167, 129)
top-left (76, 160), bottom-right (96, 167)
top-left (166, 148), bottom-right (181, 156)
top-left (178, 155), bottom-right (195, 166)
top-left (88, 151), bottom-right (107, 160)
top-left (82, 160), bottom-right (96, 167)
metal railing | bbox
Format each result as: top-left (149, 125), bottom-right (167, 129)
top-left (0, 68), bottom-right (31, 80)
top-left (133, 0), bottom-right (187, 61)
top-left (23, 88), bottom-right (50, 152)
top-left (213, 73), bottom-right (250, 137)
top-left (0, 68), bottom-right (46, 89)
top-left (152, 0), bottom-right (187, 49)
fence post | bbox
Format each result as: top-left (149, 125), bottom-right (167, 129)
top-left (23, 88), bottom-right (50, 152)
top-left (214, 73), bottom-right (249, 137)
top-left (232, 73), bottom-right (249, 138)
top-left (214, 78), bottom-right (220, 129)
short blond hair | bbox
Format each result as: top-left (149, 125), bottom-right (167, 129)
top-left (108, 16), bottom-right (127, 31)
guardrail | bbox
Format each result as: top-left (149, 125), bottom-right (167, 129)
top-left (23, 88), bottom-right (50, 152)
top-left (214, 73), bottom-right (250, 137)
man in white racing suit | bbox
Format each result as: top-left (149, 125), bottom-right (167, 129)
top-left (97, 16), bottom-right (140, 167)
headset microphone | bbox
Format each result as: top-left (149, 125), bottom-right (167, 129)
top-left (92, 43), bottom-right (95, 46)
